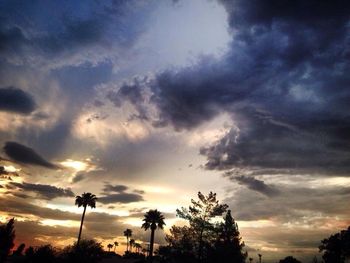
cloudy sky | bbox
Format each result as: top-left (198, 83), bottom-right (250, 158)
top-left (0, 0), bottom-right (349, 261)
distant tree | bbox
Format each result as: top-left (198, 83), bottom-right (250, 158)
top-left (134, 243), bottom-right (142, 253)
top-left (319, 226), bottom-right (350, 263)
top-left (279, 256), bottom-right (302, 263)
top-left (141, 209), bottom-right (166, 259)
top-left (75, 192), bottom-right (97, 246)
top-left (129, 239), bottom-right (135, 252)
top-left (13, 243), bottom-right (25, 256)
top-left (107, 243), bottom-right (113, 252)
top-left (114, 241), bottom-right (119, 252)
top-left (258, 253), bottom-right (262, 263)
top-left (25, 246), bottom-right (34, 262)
top-left (249, 257), bottom-right (253, 263)
top-left (208, 210), bottom-right (247, 263)
top-left (0, 218), bottom-right (15, 262)
top-left (124, 229), bottom-right (132, 252)
top-left (61, 239), bottom-right (104, 263)
top-left (176, 191), bottom-right (228, 262)
top-left (32, 245), bottom-right (56, 263)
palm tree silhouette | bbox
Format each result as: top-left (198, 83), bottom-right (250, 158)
top-left (107, 243), bottom-right (113, 252)
top-left (129, 239), bottom-right (135, 253)
top-left (249, 257), bottom-right (253, 263)
top-left (123, 229), bottom-right (132, 253)
top-left (258, 253), bottom-right (262, 263)
top-left (75, 192), bottom-right (97, 246)
top-left (134, 243), bottom-right (142, 253)
top-left (114, 241), bottom-right (118, 252)
top-left (141, 209), bottom-right (165, 259)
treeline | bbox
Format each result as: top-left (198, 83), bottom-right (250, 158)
top-left (0, 191), bottom-right (349, 263)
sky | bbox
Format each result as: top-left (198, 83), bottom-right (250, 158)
top-left (0, 0), bottom-right (350, 262)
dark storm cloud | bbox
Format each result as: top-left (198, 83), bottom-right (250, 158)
top-left (3, 142), bottom-right (57, 169)
top-left (225, 183), bottom-right (350, 221)
top-left (103, 183), bottom-right (129, 193)
top-left (0, 87), bottom-right (36, 114)
top-left (0, 0), bottom-right (152, 65)
top-left (107, 77), bottom-right (150, 121)
top-left (116, 0), bottom-right (350, 174)
top-left (234, 175), bottom-right (280, 197)
top-left (7, 181), bottom-right (74, 200)
top-left (98, 193), bottom-right (144, 204)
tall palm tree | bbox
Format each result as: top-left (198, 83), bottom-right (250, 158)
top-left (141, 209), bottom-right (165, 259)
top-left (75, 192), bottom-right (97, 246)
top-left (114, 241), bottom-right (118, 252)
top-left (123, 229), bottom-right (132, 253)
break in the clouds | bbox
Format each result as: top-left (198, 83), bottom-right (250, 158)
top-left (3, 142), bottom-right (57, 169)
top-left (0, 87), bottom-right (36, 114)
top-left (6, 181), bottom-right (74, 200)
top-left (113, 0), bottom-right (350, 176)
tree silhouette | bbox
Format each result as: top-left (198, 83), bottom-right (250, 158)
top-left (134, 243), bottom-right (142, 253)
top-left (208, 210), bottom-right (247, 263)
top-left (279, 256), bottom-right (302, 263)
top-left (0, 218), bottom-right (15, 262)
top-left (141, 209), bottom-right (165, 259)
top-left (114, 241), bottom-right (119, 253)
top-left (107, 243), bottom-right (113, 252)
top-left (249, 257), bottom-right (253, 263)
top-left (124, 229), bottom-right (132, 253)
top-left (75, 192), bottom-right (97, 246)
top-left (320, 226), bottom-right (350, 263)
top-left (13, 243), bottom-right (25, 256)
top-left (258, 253), bottom-right (262, 263)
top-left (61, 239), bottom-right (104, 263)
top-left (177, 191), bottom-right (228, 262)
top-left (129, 239), bottom-right (135, 253)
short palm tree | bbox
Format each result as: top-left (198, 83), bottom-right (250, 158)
top-left (107, 243), bottom-right (113, 252)
top-left (75, 192), bottom-right (97, 246)
top-left (123, 229), bottom-right (132, 253)
top-left (129, 239), bottom-right (135, 253)
top-left (114, 241), bottom-right (118, 252)
top-left (134, 243), bottom-right (142, 253)
top-left (141, 209), bottom-right (165, 258)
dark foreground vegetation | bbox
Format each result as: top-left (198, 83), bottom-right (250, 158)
top-left (0, 192), bottom-right (349, 263)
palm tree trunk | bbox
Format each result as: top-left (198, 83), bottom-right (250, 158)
top-left (77, 205), bottom-right (87, 246)
top-left (126, 236), bottom-right (129, 252)
top-left (149, 228), bottom-right (155, 259)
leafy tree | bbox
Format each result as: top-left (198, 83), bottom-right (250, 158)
top-left (75, 192), bottom-right (97, 246)
top-left (176, 191), bottom-right (228, 261)
top-left (279, 256), bottom-right (302, 263)
top-left (208, 210), bottom-right (247, 263)
top-left (141, 209), bottom-right (166, 259)
top-left (123, 228), bottom-right (132, 252)
top-left (25, 246), bottom-right (34, 262)
top-left (0, 218), bottom-right (15, 262)
top-left (13, 243), bottom-right (25, 256)
top-left (165, 225), bottom-right (196, 258)
top-left (61, 239), bottom-right (104, 263)
top-left (32, 245), bottom-right (57, 263)
top-left (319, 226), bottom-right (350, 263)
